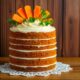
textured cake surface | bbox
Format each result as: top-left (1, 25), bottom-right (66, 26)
top-left (9, 25), bottom-right (57, 72)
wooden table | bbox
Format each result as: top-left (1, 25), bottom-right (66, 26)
top-left (0, 57), bottom-right (80, 80)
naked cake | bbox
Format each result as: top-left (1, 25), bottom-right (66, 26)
top-left (8, 5), bottom-right (57, 72)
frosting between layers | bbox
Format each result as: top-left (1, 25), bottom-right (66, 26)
top-left (9, 55), bottom-right (56, 60)
top-left (9, 47), bottom-right (57, 52)
top-left (9, 37), bottom-right (56, 40)
top-left (9, 42), bottom-right (57, 47)
top-left (9, 62), bottom-right (56, 68)
top-left (10, 25), bottom-right (56, 33)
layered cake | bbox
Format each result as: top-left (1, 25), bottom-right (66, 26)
top-left (8, 5), bottom-right (57, 72)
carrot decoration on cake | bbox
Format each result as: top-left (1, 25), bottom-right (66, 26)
top-left (34, 6), bottom-right (41, 18)
top-left (17, 8), bottom-right (27, 19)
top-left (24, 5), bottom-right (32, 19)
top-left (8, 5), bottom-right (55, 26)
top-left (12, 14), bottom-right (24, 23)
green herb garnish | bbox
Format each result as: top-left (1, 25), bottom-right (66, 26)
top-left (29, 17), bottom-right (35, 23)
top-left (8, 18), bottom-right (18, 26)
top-left (41, 9), bottom-right (50, 19)
top-left (39, 21), bottom-right (44, 26)
top-left (44, 19), bottom-right (55, 26)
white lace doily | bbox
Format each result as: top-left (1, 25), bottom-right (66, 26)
top-left (0, 62), bottom-right (72, 77)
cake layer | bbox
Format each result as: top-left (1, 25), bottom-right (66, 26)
top-left (10, 64), bottom-right (56, 72)
top-left (9, 49), bottom-right (57, 58)
top-left (9, 31), bottom-right (56, 39)
top-left (9, 38), bottom-right (56, 45)
top-left (9, 43), bottom-right (56, 50)
top-left (9, 55), bottom-right (56, 60)
top-left (9, 57), bottom-right (56, 66)
top-left (9, 47), bottom-right (57, 53)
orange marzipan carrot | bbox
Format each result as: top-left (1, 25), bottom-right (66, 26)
top-left (12, 14), bottom-right (24, 23)
top-left (24, 5), bottom-right (32, 19)
top-left (34, 6), bottom-right (41, 18)
top-left (17, 8), bottom-right (27, 19)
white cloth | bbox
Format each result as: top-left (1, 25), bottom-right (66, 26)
top-left (0, 62), bottom-right (72, 77)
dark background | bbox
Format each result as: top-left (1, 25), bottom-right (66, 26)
top-left (0, 0), bottom-right (80, 57)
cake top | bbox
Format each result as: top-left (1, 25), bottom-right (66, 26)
top-left (8, 5), bottom-right (55, 33)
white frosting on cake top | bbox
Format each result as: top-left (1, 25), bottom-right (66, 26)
top-left (10, 20), bottom-right (56, 33)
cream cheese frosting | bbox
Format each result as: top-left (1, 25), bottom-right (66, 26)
top-left (9, 54), bottom-right (56, 60)
top-left (9, 62), bottom-right (56, 68)
top-left (9, 47), bottom-right (57, 52)
top-left (9, 37), bottom-right (56, 40)
top-left (9, 42), bottom-right (57, 47)
top-left (10, 20), bottom-right (56, 33)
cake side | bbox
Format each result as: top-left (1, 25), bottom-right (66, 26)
top-left (9, 27), bottom-right (57, 72)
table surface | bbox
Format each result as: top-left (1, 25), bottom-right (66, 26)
top-left (0, 57), bottom-right (80, 80)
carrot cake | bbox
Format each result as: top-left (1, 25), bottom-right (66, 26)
top-left (8, 5), bottom-right (57, 72)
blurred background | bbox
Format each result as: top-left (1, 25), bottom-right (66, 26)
top-left (0, 0), bottom-right (80, 57)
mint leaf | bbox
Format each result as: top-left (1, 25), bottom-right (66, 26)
top-left (41, 10), bottom-right (46, 16)
top-left (45, 19), bottom-right (55, 26)
top-left (41, 10), bottom-right (46, 19)
top-left (39, 21), bottom-right (44, 26)
top-left (29, 17), bottom-right (35, 23)
top-left (45, 21), bottom-right (50, 26)
top-left (41, 10), bottom-right (50, 19)
top-left (8, 18), bottom-right (18, 26)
